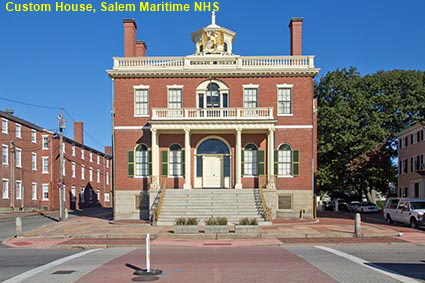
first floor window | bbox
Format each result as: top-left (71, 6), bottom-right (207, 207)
top-left (80, 188), bottom-right (85, 203)
top-left (135, 144), bottom-right (149, 176)
top-left (169, 144), bottom-right (183, 176)
top-left (81, 166), bottom-right (85, 180)
top-left (89, 167), bottom-right (93, 181)
top-left (32, 183), bottom-right (37, 200)
top-left (16, 181), bottom-right (22, 200)
top-left (135, 88), bottom-right (149, 116)
top-left (278, 87), bottom-right (292, 115)
top-left (42, 184), bottom-right (49, 200)
top-left (243, 143), bottom-right (258, 176)
top-left (2, 179), bottom-right (9, 199)
top-left (104, 192), bottom-right (110, 202)
top-left (72, 162), bottom-right (76, 178)
top-left (277, 144), bottom-right (292, 175)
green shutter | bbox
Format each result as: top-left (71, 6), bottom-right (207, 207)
top-left (181, 150), bottom-right (185, 176)
top-left (241, 149), bottom-right (245, 176)
top-left (258, 150), bottom-right (265, 176)
top-left (128, 150), bottom-right (134, 177)
top-left (292, 150), bottom-right (299, 176)
top-left (274, 150), bottom-right (279, 176)
top-left (148, 151), bottom-right (152, 176)
top-left (161, 150), bottom-right (168, 176)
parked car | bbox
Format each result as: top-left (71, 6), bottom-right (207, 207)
top-left (384, 198), bottom-right (425, 229)
top-left (347, 201), bottom-right (360, 212)
top-left (324, 199), bottom-right (348, 211)
top-left (355, 202), bottom-right (379, 213)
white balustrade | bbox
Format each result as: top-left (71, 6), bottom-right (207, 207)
top-left (151, 108), bottom-right (274, 120)
top-left (112, 55), bottom-right (315, 71)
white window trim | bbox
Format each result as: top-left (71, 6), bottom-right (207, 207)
top-left (15, 148), bottom-right (22, 168)
top-left (104, 192), bottom-right (110, 202)
top-left (2, 178), bottom-right (9, 199)
top-left (1, 118), bottom-right (8, 134)
top-left (167, 85), bottom-right (184, 109)
top-left (32, 182), bottom-right (37, 200)
top-left (72, 162), bottom-right (76, 178)
top-left (89, 167), bottom-right (93, 181)
top-left (97, 169), bottom-right (100, 183)
top-left (32, 152), bottom-right (37, 171)
top-left (97, 155), bottom-right (100, 165)
top-left (42, 184), bottom-right (49, 200)
top-left (15, 123), bottom-right (22, 139)
top-left (42, 156), bottom-right (49, 174)
top-left (90, 152), bottom-right (93, 162)
top-left (81, 165), bottom-right (85, 180)
top-left (31, 129), bottom-right (37, 144)
top-left (72, 145), bottom-right (76, 156)
top-left (42, 135), bottom-right (49, 149)
top-left (242, 84), bottom-right (259, 109)
top-left (15, 180), bottom-right (22, 200)
top-left (81, 149), bottom-right (85, 160)
top-left (2, 144), bottom-right (9, 165)
top-left (277, 83), bottom-right (294, 116)
top-left (133, 84), bottom-right (150, 117)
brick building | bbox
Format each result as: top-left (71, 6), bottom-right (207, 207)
top-left (397, 122), bottom-right (425, 198)
top-left (0, 110), bottom-right (112, 211)
top-left (109, 14), bottom-right (319, 221)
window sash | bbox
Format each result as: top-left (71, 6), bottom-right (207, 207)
top-left (16, 181), bottom-right (22, 199)
top-left (42, 185), bottom-right (49, 200)
top-left (42, 157), bottom-right (49, 173)
top-left (243, 150), bottom-right (258, 176)
top-left (16, 124), bottom-right (21, 138)
top-left (2, 145), bottom-right (8, 165)
top-left (135, 89), bottom-right (149, 115)
top-left (278, 88), bottom-right (292, 114)
top-left (169, 150), bottom-right (182, 176)
top-left (32, 183), bottom-right (37, 200)
top-left (32, 153), bottom-right (37, 170)
top-left (16, 148), bottom-right (22, 167)
top-left (278, 150), bottom-right (291, 175)
top-left (135, 150), bottom-right (149, 176)
top-left (168, 89), bottom-right (182, 109)
top-left (243, 88), bottom-right (258, 108)
top-left (2, 179), bottom-right (9, 199)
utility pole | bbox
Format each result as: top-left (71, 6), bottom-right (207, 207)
top-left (58, 112), bottom-right (66, 220)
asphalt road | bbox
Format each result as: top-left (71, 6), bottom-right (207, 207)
top-left (1, 244), bottom-right (424, 283)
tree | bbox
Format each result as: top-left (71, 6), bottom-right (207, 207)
top-left (315, 68), bottom-right (425, 200)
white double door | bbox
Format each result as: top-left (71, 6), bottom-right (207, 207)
top-left (202, 155), bottom-right (223, 188)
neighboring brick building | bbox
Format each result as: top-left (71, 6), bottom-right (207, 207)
top-left (397, 122), bottom-right (425, 198)
top-left (109, 14), bottom-right (319, 220)
top-left (0, 110), bottom-right (112, 211)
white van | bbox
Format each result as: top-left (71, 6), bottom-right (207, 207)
top-left (384, 198), bottom-right (425, 229)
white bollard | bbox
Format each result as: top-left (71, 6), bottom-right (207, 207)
top-left (355, 213), bottom-right (361, 237)
top-left (146, 233), bottom-right (150, 272)
top-left (16, 217), bottom-right (23, 238)
top-left (64, 208), bottom-right (68, 219)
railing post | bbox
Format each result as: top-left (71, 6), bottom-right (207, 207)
top-left (308, 56), bottom-right (314, 68)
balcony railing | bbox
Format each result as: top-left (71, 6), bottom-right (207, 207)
top-left (112, 55), bottom-right (315, 71)
top-left (151, 108), bottom-right (274, 120)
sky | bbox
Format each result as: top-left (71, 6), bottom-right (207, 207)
top-left (1, 0), bottom-right (424, 152)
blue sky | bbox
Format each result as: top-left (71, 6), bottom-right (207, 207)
top-left (1, 0), bottom-right (424, 151)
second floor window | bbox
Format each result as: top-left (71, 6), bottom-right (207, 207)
top-left (31, 130), bottom-right (37, 143)
top-left (277, 87), bottom-right (292, 115)
top-left (2, 145), bottom-right (8, 165)
top-left (42, 157), bottom-right (49, 173)
top-left (168, 88), bottom-right (182, 109)
top-left (135, 88), bottom-right (149, 116)
top-left (32, 153), bottom-right (37, 171)
top-left (243, 88), bottom-right (258, 108)
top-left (16, 148), bottom-right (22, 168)
top-left (42, 136), bottom-right (49, 149)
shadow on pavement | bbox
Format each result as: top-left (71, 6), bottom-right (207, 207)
top-left (69, 207), bottom-right (113, 221)
top-left (39, 213), bottom-right (60, 222)
top-left (366, 262), bottom-right (425, 281)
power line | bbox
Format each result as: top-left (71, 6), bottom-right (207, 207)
top-left (0, 96), bottom-right (63, 110)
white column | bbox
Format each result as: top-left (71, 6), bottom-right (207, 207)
top-left (183, 129), bottom-right (192, 189)
top-left (150, 128), bottom-right (159, 190)
top-left (235, 128), bottom-right (242, 189)
top-left (267, 128), bottom-right (276, 190)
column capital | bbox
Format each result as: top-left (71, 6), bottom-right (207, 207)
top-left (235, 128), bottom-right (242, 134)
top-left (268, 128), bottom-right (275, 134)
top-left (184, 128), bottom-right (191, 134)
top-left (150, 128), bottom-right (157, 134)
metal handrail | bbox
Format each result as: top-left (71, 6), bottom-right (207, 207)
top-left (150, 177), bottom-right (167, 225)
top-left (259, 186), bottom-right (272, 221)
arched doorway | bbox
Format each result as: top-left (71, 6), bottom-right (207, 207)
top-left (195, 138), bottom-right (231, 189)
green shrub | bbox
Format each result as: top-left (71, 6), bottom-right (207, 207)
top-left (239, 218), bottom-right (258, 225)
top-left (175, 217), bottom-right (198, 225)
top-left (206, 217), bottom-right (228, 225)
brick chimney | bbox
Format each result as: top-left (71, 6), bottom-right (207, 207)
top-left (289, 18), bottom-right (303, 56)
top-left (74, 122), bottom-right (84, 144)
top-left (104, 146), bottom-right (112, 155)
top-left (123, 18), bottom-right (137, 57)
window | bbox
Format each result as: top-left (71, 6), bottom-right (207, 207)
top-left (42, 184), bottom-right (49, 200)
top-left (106, 172), bottom-right (109, 185)
top-left (106, 159), bottom-right (109, 168)
top-left (243, 143), bottom-right (258, 176)
top-left (135, 144), bottom-right (149, 176)
top-left (16, 124), bottom-right (21, 138)
top-left (404, 136), bottom-right (408, 148)
top-left (278, 195), bottom-right (292, 210)
top-left (90, 152), bottom-right (93, 162)
top-left (1, 119), bottom-right (8, 134)
top-left (97, 169), bottom-right (100, 183)
top-left (104, 192), bottom-right (110, 202)
top-left (2, 179), bottom-right (9, 199)
top-left (89, 167), bottom-right (93, 181)
top-left (243, 86), bottom-right (258, 108)
top-left (168, 87), bottom-right (182, 109)
top-left (97, 155), bottom-right (100, 165)
top-left (81, 149), bottom-right (85, 160)
top-left (32, 153), bottom-right (37, 171)
top-left (96, 189), bottom-right (100, 200)
top-left (403, 159), bottom-right (408, 173)
top-left (80, 188), bottom-right (85, 203)
top-left (2, 144), bottom-right (8, 165)
top-left (169, 144), bottom-right (183, 177)
top-left (16, 181), bottom-right (22, 200)
top-left (72, 145), bottom-right (76, 156)
top-left (72, 162), bottom-right (76, 178)
top-left (62, 160), bottom-right (66, 176)
top-left (42, 157), bottom-right (49, 173)
top-left (42, 135), bottom-right (49, 149)
top-left (197, 82), bottom-right (229, 109)
top-left (206, 83), bottom-right (221, 108)
top-left (414, 183), bottom-right (420, 198)
top-left (277, 85), bottom-right (293, 115)
top-left (31, 129), bottom-right (37, 143)
top-left (89, 189), bottom-right (93, 201)
top-left (277, 144), bottom-right (292, 175)
top-left (134, 86), bottom-right (149, 116)
top-left (81, 165), bottom-right (85, 180)
top-left (71, 186), bottom-right (76, 202)
top-left (15, 148), bottom-right (22, 168)
top-left (32, 183), bottom-right (37, 200)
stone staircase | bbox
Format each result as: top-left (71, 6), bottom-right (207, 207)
top-left (156, 189), bottom-right (264, 225)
